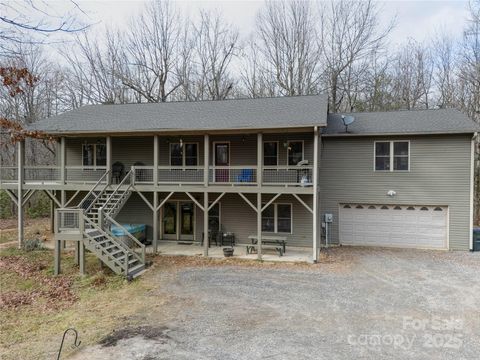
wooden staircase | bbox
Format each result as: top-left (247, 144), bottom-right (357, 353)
top-left (55, 170), bottom-right (146, 279)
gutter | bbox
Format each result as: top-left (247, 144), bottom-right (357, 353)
top-left (470, 132), bottom-right (478, 251)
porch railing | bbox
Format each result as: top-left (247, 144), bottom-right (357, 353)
top-left (66, 166), bottom-right (108, 184)
top-left (1, 164), bottom-right (314, 187)
top-left (209, 166), bottom-right (258, 185)
top-left (132, 166), bottom-right (154, 184)
top-left (55, 208), bottom-right (83, 233)
top-left (0, 166), bottom-right (17, 184)
top-left (262, 166), bottom-right (313, 186)
top-left (158, 166), bottom-right (204, 184)
top-left (24, 166), bottom-right (61, 182)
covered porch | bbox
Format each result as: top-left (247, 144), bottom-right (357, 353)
top-left (150, 241), bottom-right (313, 263)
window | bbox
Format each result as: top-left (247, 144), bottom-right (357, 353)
top-left (208, 203), bottom-right (220, 231)
top-left (277, 204), bottom-right (292, 233)
top-left (393, 142), bottom-right (409, 170)
top-left (261, 203), bottom-right (292, 233)
top-left (261, 204), bottom-right (275, 232)
top-left (82, 143), bottom-right (106, 167)
top-left (287, 141), bottom-right (303, 166)
top-left (263, 142), bottom-right (278, 166)
top-left (185, 144), bottom-right (198, 166)
top-left (375, 142), bottom-right (390, 171)
top-left (170, 143), bottom-right (198, 166)
top-left (375, 141), bottom-right (409, 171)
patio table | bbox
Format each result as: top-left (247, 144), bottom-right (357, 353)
top-left (247, 235), bottom-right (287, 256)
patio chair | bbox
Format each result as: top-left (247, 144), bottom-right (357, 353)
top-left (236, 168), bottom-right (254, 183)
top-left (133, 161), bottom-right (146, 182)
top-left (201, 229), bottom-right (220, 247)
top-left (112, 161), bottom-right (124, 184)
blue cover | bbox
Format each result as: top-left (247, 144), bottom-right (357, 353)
top-left (111, 224), bottom-right (146, 237)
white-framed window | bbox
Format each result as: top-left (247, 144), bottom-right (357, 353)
top-left (287, 141), bottom-right (304, 166)
top-left (261, 203), bottom-right (292, 233)
top-left (374, 141), bottom-right (410, 171)
top-left (263, 141), bottom-right (278, 166)
top-left (170, 143), bottom-right (198, 166)
top-left (82, 143), bottom-right (106, 167)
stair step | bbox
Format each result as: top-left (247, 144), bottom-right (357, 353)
top-left (128, 264), bottom-right (146, 277)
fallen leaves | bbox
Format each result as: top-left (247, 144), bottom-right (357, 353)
top-left (0, 255), bottom-right (77, 311)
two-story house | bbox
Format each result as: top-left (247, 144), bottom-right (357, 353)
top-left (1, 95), bottom-right (477, 278)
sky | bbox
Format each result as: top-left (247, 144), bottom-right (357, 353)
top-left (71, 0), bottom-right (471, 46)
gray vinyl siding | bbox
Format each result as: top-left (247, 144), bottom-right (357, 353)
top-left (116, 192), bottom-right (154, 239)
top-left (158, 136), bottom-right (204, 166)
top-left (115, 192), bottom-right (314, 247)
top-left (65, 138), bottom-right (106, 166)
top-left (64, 133), bottom-right (314, 168)
top-left (319, 134), bottom-right (472, 250)
top-left (112, 137), bottom-right (153, 167)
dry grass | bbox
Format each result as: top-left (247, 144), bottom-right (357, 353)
top-left (0, 217), bottom-right (52, 245)
top-left (0, 247), bottom-right (157, 360)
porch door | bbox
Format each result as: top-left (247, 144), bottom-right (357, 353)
top-left (180, 202), bottom-right (195, 241)
top-left (163, 202), bottom-right (177, 240)
top-left (215, 143), bottom-right (229, 182)
top-left (162, 201), bottom-right (195, 241)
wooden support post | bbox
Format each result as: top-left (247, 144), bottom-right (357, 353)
top-left (50, 197), bottom-right (55, 232)
top-left (61, 190), bottom-right (66, 249)
top-left (60, 137), bottom-right (66, 185)
top-left (257, 192), bottom-right (262, 260)
top-left (106, 136), bottom-right (112, 185)
top-left (74, 241), bottom-right (80, 265)
top-left (203, 191), bottom-right (209, 256)
top-left (257, 133), bottom-right (263, 186)
top-left (54, 240), bottom-right (61, 275)
top-left (153, 191), bottom-right (159, 253)
top-left (153, 135), bottom-right (159, 185)
top-left (312, 126), bottom-right (319, 262)
top-left (17, 140), bottom-right (24, 249)
top-left (204, 134), bottom-right (209, 187)
top-left (79, 242), bottom-right (85, 275)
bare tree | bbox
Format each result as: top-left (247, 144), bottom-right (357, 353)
top-left (319, 0), bottom-right (393, 112)
top-left (120, 0), bottom-right (182, 102)
top-left (0, 0), bottom-right (88, 56)
top-left (192, 10), bottom-right (240, 100)
top-left (432, 31), bottom-right (458, 109)
top-left (389, 39), bottom-right (434, 110)
top-left (62, 29), bottom-right (128, 105)
top-left (252, 0), bottom-right (320, 96)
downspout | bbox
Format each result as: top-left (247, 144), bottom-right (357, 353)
top-left (470, 132), bottom-right (478, 251)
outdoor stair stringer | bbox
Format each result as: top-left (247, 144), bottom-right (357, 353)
top-left (82, 223), bottom-right (146, 279)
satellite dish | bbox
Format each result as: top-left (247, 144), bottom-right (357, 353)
top-left (341, 115), bottom-right (355, 132)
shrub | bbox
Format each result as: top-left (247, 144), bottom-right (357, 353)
top-left (26, 191), bottom-right (50, 218)
top-left (22, 238), bottom-right (44, 252)
top-left (0, 190), bottom-right (13, 218)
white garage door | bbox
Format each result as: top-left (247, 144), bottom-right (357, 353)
top-left (339, 204), bottom-right (448, 249)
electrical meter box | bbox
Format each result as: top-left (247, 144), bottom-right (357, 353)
top-left (324, 213), bottom-right (333, 223)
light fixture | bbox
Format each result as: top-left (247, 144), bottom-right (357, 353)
top-left (387, 190), bottom-right (396, 197)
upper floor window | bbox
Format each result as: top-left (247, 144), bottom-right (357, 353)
top-left (375, 141), bottom-right (409, 171)
top-left (263, 141), bottom-right (278, 166)
top-left (170, 143), bottom-right (198, 166)
top-left (82, 143), bottom-right (106, 167)
top-left (287, 141), bottom-right (304, 166)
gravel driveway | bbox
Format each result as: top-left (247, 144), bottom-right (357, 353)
top-left (71, 248), bottom-right (480, 359)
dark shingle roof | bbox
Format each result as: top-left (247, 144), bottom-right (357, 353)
top-left (30, 95), bottom-right (328, 134)
top-left (325, 108), bottom-right (479, 136)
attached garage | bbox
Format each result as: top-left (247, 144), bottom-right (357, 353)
top-left (339, 204), bottom-right (448, 250)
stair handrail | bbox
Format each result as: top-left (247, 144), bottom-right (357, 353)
top-left (103, 169), bottom-right (133, 216)
top-left (82, 214), bottom-right (130, 274)
top-left (78, 170), bottom-right (111, 212)
top-left (103, 213), bottom-right (145, 264)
